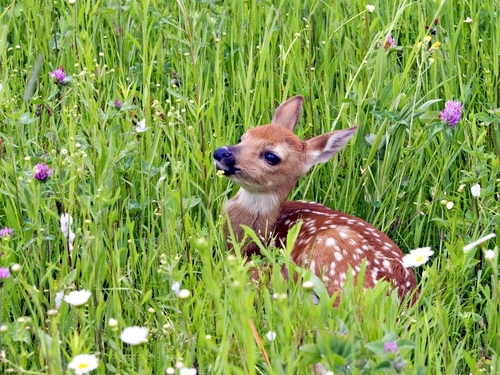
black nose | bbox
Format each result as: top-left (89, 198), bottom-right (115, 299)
top-left (213, 147), bottom-right (233, 161)
top-left (213, 146), bottom-right (238, 175)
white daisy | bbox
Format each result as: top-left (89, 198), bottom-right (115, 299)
top-left (402, 247), bottom-right (434, 268)
top-left (67, 353), bottom-right (98, 374)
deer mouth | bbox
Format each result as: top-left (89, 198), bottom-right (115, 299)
top-left (214, 160), bottom-right (240, 176)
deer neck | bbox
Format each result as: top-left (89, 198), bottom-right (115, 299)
top-left (225, 188), bottom-right (288, 255)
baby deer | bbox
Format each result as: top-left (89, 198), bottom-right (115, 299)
top-left (213, 95), bottom-right (417, 304)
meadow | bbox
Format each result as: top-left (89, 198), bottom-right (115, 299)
top-left (0, 0), bottom-right (499, 373)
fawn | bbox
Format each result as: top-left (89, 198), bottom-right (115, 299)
top-left (213, 95), bottom-right (417, 304)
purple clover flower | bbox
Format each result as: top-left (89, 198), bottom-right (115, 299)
top-left (384, 341), bottom-right (399, 354)
top-left (439, 100), bottom-right (462, 129)
top-left (114, 99), bottom-right (123, 110)
top-left (0, 267), bottom-right (10, 279)
top-left (0, 227), bottom-right (14, 238)
top-left (34, 163), bottom-right (52, 182)
top-left (378, 34), bottom-right (396, 50)
top-left (395, 361), bottom-right (406, 372)
top-left (49, 66), bottom-right (68, 85)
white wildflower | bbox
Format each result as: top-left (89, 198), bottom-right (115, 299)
top-left (67, 354), bottom-right (98, 374)
top-left (366, 5), bottom-right (375, 13)
top-left (136, 119), bottom-right (148, 133)
top-left (120, 326), bottom-right (149, 345)
top-left (484, 250), bottom-right (495, 261)
top-left (178, 289), bottom-right (191, 299)
top-left (171, 281), bottom-right (180, 296)
top-left (180, 368), bottom-right (197, 375)
top-left (266, 331), bottom-right (277, 342)
top-left (55, 290), bottom-right (64, 309)
top-left (471, 183), bottom-right (480, 197)
top-left (108, 318), bottom-right (118, 328)
top-left (402, 247), bottom-right (434, 268)
top-left (302, 280), bottom-right (314, 291)
top-left (10, 263), bottom-right (21, 272)
top-left (60, 213), bottom-right (76, 253)
top-left (64, 290), bottom-right (91, 307)
top-left (463, 233), bottom-right (496, 253)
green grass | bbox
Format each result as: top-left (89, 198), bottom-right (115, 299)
top-left (0, 0), bottom-right (499, 373)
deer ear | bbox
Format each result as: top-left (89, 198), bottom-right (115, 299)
top-left (271, 95), bottom-right (304, 131)
top-left (305, 126), bottom-right (357, 167)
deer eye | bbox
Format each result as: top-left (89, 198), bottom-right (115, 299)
top-left (264, 152), bottom-right (280, 165)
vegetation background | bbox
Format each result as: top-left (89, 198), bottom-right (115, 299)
top-left (0, 0), bottom-right (499, 373)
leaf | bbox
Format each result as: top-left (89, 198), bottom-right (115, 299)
top-left (127, 199), bottom-right (141, 215)
top-left (182, 197), bottom-right (201, 208)
top-left (365, 341), bottom-right (386, 356)
top-left (141, 290), bottom-right (153, 305)
top-left (19, 112), bottom-right (37, 124)
top-left (364, 133), bottom-right (376, 146)
top-left (364, 134), bottom-right (386, 150)
top-left (397, 338), bottom-right (416, 349)
top-left (37, 329), bottom-right (53, 357)
top-left (416, 99), bottom-right (442, 112)
top-left (374, 360), bottom-right (392, 370)
top-left (418, 111), bottom-right (438, 121)
top-left (474, 112), bottom-right (493, 125)
top-left (62, 269), bottom-right (77, 285)
top-left (105, 363), bottom-right (117, 373)
top-left (372, 110), bottom-right (385, 121)
top-left (299, 343), bottom-right (322, 366)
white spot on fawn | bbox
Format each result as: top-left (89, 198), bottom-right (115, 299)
top-left (383, 260), bottom-right (392, 271)
top-left (326, 237), bottom-right (337, 247)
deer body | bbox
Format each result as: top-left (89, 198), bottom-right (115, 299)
top-left (214, 95), bottom-right (417, 303)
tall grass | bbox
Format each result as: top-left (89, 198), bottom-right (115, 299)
top-left (0, 0), bottom-right (499, 373)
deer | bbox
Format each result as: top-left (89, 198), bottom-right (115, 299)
top-left (213, 95), bottom-right (418, 305)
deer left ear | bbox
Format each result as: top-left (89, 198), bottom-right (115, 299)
top-left (305, 126), bottom-right (357, 167)
top-left (271, 95), bottom-right (304, 132)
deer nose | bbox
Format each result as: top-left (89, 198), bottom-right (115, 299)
top-left (213, 147), bottom-right (234, 163)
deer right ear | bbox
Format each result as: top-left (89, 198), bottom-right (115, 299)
top-left (271, 95), bottom-right (304, 132)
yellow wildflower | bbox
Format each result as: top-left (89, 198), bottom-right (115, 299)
top-left (429, 41), bottom-right (441, 51)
